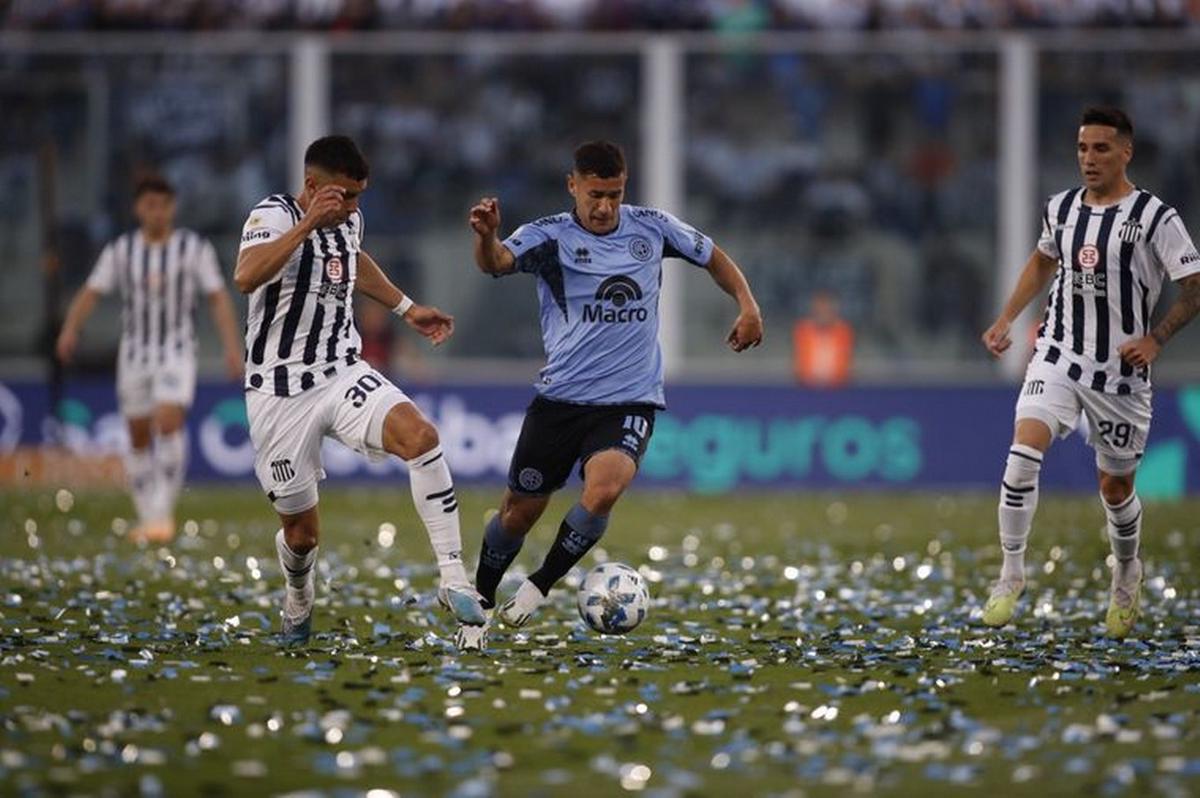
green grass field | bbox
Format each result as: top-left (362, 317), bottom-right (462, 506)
top-left (2, 486), bottom-right (1199, 797)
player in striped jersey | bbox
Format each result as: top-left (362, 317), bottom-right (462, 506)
top-left (981, 107), bottom-right (1200, 637)
top-left (234, 135), bottom-right (485, 646)
top-left (56, 176), bottom-right (243, 544)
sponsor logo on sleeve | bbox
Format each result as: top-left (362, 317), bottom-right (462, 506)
top-left (242, 229), bottom-right (272, 243)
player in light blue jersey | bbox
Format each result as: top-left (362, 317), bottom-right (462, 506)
top-left (459, 140), bottom-right (763, 647)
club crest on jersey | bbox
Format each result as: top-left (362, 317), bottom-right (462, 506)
top-left (325, 256), bottom-right (343, 281)
top-left (628, 236), bottom-right (653, 262)
top-left (1119, 218), bottom-right (1142, 243)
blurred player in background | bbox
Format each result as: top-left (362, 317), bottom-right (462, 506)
top-left (56, 176), bottom-right (242, 543)
top-left (981, 106), bottom-right (1200, 637)
top-left (464, 140), bottom-right (763, 649)
top-left (235, 135), bottom-right (484, 646)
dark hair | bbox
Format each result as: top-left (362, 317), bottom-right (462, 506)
top-left (304, 135), bottom-right (369, 180)
top-left (573, 140), bottom-right (626, 178)
top-left (1080, 106), bottom-right (1134, 140)
top-left (134, 175), bottom-right (174, 199)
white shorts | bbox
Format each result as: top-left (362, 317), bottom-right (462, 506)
top-left (117, 358), bottom-right (197, 417)
top-left (245, 360), bottom-right (409, 501)
top-left (1014, 359), bottom-right (1152, 475)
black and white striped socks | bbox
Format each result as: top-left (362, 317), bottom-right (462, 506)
top-left (998, 444), bottom-right (1043, 582)
top-left (405, 446), bottom-right (470, 586)
top-left (1103, 492), bottom-right (1142, 563)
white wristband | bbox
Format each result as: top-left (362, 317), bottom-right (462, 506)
top-left (392, 296), bottom-right (414, 317)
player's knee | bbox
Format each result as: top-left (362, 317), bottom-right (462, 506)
top-left (282, 514), bottom-right (319, 554)
top-left (497, 505), bottom-right (532, 535)
top-left (583, 480), bottom-right (626, 514)
top-left (384, 411), bottom-right (439, 461)
top-left (1099, 475), bottom-right (1134, 506)
top-left (407, 420), bottom-right (440, 459)
top-left (127, 417), bottom-right (153, 450)
top-left (498, 497), bottom-right (542, 535)
top-left (155, 408), bottom-right (185, 435)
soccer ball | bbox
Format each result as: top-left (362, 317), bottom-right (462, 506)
top-left (577, 562), bottom-right (650, 634)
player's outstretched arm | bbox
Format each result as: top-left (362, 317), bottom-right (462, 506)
top-left (705, 245), bottom-right (763, 352)
top-left (981, 248), bottom-right (1057, 358)
top-left (356, 249), bottom-right (454, 347)
top-left (233, 185), bottom-right (344, 293)
top-left (207, 289), bottom-right (244, 379)
top-left (55, 287), bottom-right (101, 364)
top-left (1118, 272), bottom-right (1200, 368)
top-left (468, 197), bottom-right (515, 275)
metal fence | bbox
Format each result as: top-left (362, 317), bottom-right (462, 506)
top-left (3, 31), bottom-right (1200, 383)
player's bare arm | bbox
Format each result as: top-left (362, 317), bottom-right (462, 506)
top-left (982, 248), bottom-right (1058, 357)
top-left (207, 289), bottom-right (244, 379)
top-left (233, 185), bottom-right (346, 293)
top-left (356, 249), bottom-right (455, 346)
top-left (55, 286), bottom-right (102, 363)
top-left (469, 197), bottom-right (516, 275)
top-left (705, 245), bottom-right (763, 352)
top-left (1118, 272), bottom-right (1200, 368)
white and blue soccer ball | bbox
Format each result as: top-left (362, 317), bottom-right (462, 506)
top-left (577, 562), bottom-right (650, 635)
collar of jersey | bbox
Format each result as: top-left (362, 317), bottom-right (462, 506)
top-left (1078, 184), bottom-right (1139, 210)
top-left (570, 208), bottom-right (622, 237)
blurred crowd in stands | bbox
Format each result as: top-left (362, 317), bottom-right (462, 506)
top-left (5, 0), bottom-right (1200, 32)
top-left (4, 1), bottom-right (1200, 374)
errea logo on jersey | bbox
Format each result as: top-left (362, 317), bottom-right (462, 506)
top-left (583, 275), bottom-right (647, 323)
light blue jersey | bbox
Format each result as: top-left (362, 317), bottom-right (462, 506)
top-left (500, 205), bottom-right (714, 408)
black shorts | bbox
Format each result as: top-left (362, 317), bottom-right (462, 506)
top-left (507, 395), bottom-right (657, 495)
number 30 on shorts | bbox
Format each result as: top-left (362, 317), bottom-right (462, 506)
top-left (344, 372), bottom-right (384, 408)
top-left (1096, 420), bottom-right (1132, 448)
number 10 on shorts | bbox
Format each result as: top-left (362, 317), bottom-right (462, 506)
top-left (623, 415), bottom-right (649, 439)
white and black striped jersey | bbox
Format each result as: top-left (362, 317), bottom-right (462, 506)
top-left (1035, 186), bottom-right (1200, 393)
top-left (239, 194), bottom-right (363, 397)
top-left (86, 229), bottom-right (225, 367)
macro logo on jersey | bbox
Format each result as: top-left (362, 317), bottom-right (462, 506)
top-left (1119, 218), bottom-right (1142, 243)
top-left (628, 236), bottom-right (653, 262)
top-left (583, 276), bottom-right (647, 324)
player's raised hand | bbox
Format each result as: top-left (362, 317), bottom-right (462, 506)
top-left (303, 184), bottom-right (345, 230)
top-left (404, 304), bottom-right (455, 347)
top-left (55, 328), bottom-right (77, 364)
top-left (469, 197), bottom-right (501, 237)
top-left (1117, 335), bottom-right (1161, 368)
top-left (727, 310), bottom-right (764, 352)
top-left (981, 317), bottom-right (1012, 358)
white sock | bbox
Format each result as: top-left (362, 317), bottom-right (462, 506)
top-left (275, 529), bottom-right (317, 606)
top-left (998, 444), bottom-right (1042, 582)
top-left (124, 447), bottom-right (161, 525)
top-left (155, 430), bottom-right (187, 518)
top-left (1104, 492), bottom-right (1142, 563)
top-left (404, 446), bottom-right (469, 586)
